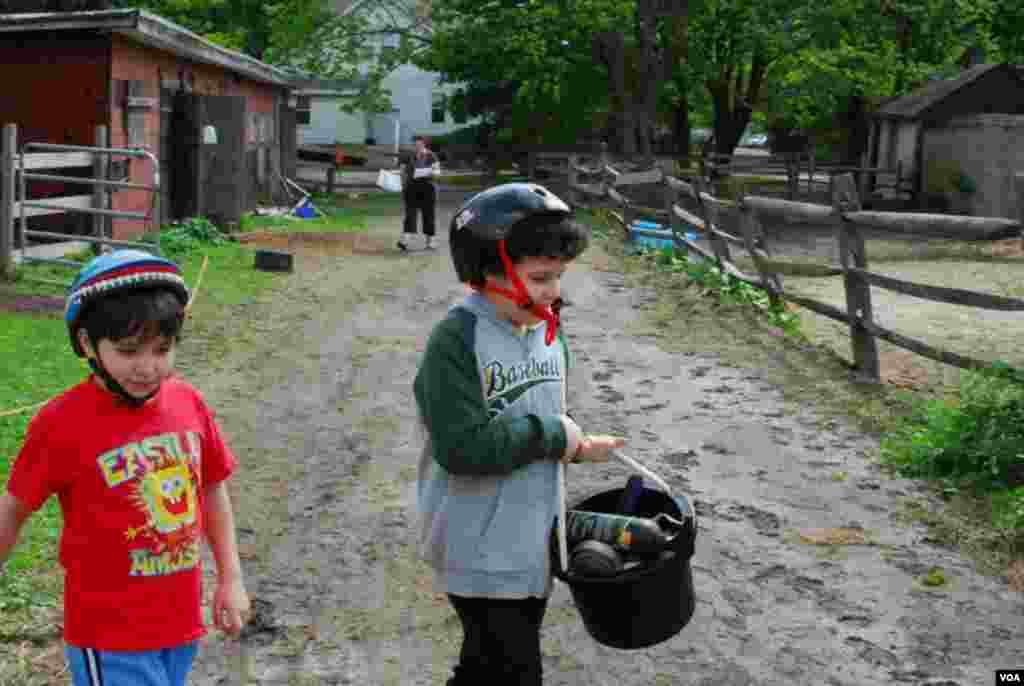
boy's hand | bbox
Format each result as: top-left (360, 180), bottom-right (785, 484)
top-left (566, 435), bottom-right (626, 464)
top-left (213, 577), bottom-right (250, 637)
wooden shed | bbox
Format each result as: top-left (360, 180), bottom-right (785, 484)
top-left (865, 63), bottom-right (1024, 213)
top-left (0, 8), bottom-right (299, 238)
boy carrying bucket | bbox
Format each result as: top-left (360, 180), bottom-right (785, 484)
top-left (0, 250), bottom-right (249, 686)
top-left (414, 183), bottom-right (625, 685)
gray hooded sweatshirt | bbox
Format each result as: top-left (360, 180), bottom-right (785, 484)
top-left (414, 292), bottom-right (571, 598)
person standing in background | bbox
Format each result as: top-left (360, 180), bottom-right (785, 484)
top-left (399, 135), bottom-right (441, 251)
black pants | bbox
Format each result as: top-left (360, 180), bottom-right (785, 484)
top-left (446, 594), bottom-right (548, 686)
top-left (403, 180), bottom-right (436, 236)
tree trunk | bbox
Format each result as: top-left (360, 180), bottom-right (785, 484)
top-left (839, 95), bottom-right (871, 166)
top-left (671, 97), bottom-right (690, 158)
top-left (595, 31), bottom-right (631, 154)
top-left (668, 7), bottom-right (690, 159)
top-left (708, 50), bottom-right (766, 160)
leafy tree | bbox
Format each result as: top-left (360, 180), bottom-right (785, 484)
top-left (423, 0), bottom-right (624, 147)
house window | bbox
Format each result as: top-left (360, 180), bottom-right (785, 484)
top-left (432, 92), bottom-right (446, 124)
top-left (296, 95), bottom-right (312, 125)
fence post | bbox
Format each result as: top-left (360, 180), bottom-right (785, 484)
top-left (326, 165), bottom-right (336, 195)
top-left (833, 173), bottom-right (880, 382)
top-left (664, 177), bottom-right (680, 251)
top-left (700, 194), bottom-right (732, 265)
top-left (93, 125), bottom-right (110, 248)
top-left (0, 124), bottom-right (15, 279)
top-left (737, 196), bottom-right (782, 306)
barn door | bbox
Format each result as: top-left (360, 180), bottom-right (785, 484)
top-left (160, 89), bottom-right (200, 223)
top-left (197, 95), bottom-right (246, 229)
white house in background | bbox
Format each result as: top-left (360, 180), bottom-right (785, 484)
top-left (294, 0), bottom-right (472, 147)
top-left (291, 74), bottom-right (366, 146)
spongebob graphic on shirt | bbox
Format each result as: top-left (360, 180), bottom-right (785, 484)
top-left (96, 432), bottom-right (202, 577)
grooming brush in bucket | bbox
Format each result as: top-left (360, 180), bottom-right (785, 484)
top-left (553, 452), bottom-right (698, 650)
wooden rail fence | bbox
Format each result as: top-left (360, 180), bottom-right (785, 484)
top-left (548, 153), bottom-right (1023, 383)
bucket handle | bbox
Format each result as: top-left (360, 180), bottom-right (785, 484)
top-left (556, 450), bottom-right (674, 575)
top-left (611, 450), bottom-right (673, 496)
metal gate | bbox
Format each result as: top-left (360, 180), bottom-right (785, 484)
top-left (5, 124), bottom-right (162, 271)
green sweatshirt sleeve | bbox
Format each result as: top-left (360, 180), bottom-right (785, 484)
top-left (414, 314), bottom-right (567, 476)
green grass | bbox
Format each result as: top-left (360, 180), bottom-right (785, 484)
top-left (0, 314), bottom-right (83, 618)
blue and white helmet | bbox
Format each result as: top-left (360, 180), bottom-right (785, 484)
top-left (65, 250), bottom-right (189, 357)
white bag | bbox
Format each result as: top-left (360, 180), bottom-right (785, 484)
top-left (377, 169), bottom-right (403, 193)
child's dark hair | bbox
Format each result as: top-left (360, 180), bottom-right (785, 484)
top-left (79, 288), bottom-right (185, 351)
top-left (469, 214), bottom-right (590, 286)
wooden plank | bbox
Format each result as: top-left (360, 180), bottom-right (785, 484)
top-left (614, 168), bottom-right (663, 187)
top-left (742, 195), bottom-right (836, 224)
top-left (665, 175), bottom-right (697, 200)
top-left (863, 320), bottom-right (997, 372)
top-left (606, 186), bottom-right (630, 206)
top-left (0, 124), bottom-right (14, 278)
top-left (844, 211), bottom-right (1021, 240)
top-left (852, 268), bottom-right (1024, 311)
top-left (571, 162), bottom-right (604, 175)
top-left (13, 194), bottom-right (93, 218)
top-left (782, 292), bottom-right (852, 324)
top-left (699, 191), bottom-right (737, 210)
top-left (708, 225), bottom-right (746, 248)
top-left (673, 204), bottom-right (707, 231)
top-left (758, 259), bottom-right (844, 278)
top-left (16, 151), bottom-right (93, 170)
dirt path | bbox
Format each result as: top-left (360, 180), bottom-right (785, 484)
top-left (184, 193), bottom-right (1022, 686)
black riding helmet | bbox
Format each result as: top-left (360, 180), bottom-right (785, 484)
top-left (449, 182), bottom-right (571, 284)
top-left (449, 183), bottom-right (573, 345)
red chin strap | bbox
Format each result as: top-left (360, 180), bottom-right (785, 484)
top-left (473, 240), bottom-right (562, 345)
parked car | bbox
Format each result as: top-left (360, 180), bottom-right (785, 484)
top-left (746, 133), bottom-right (768, 147)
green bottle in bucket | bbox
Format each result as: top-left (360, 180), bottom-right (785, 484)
top-left (565, 510), bottom-right (683, 555)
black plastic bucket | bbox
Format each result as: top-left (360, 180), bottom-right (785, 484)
top-left (553, 487), bottom-right (697, 650)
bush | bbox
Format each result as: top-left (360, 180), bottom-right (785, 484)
top-left (881, 362), bottom-right (1024, 491)
top-left (159, 217), bottom-right (227, 259)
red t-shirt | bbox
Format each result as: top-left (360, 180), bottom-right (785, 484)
top-left (7, 376), bottom-right (237, 651)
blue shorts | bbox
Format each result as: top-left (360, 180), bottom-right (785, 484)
top-left (65, 641), bottom-right (198, 686)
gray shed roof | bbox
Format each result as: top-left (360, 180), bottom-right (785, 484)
top-left (875, 63), bottom-right (1015, 120)
top-left (0, 8), bottom-right (294, 88)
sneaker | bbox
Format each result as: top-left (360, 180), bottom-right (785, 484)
top-left (425, 236), bottom-right (436, 250)
top-left (397, 240), bottom-right (409, 251)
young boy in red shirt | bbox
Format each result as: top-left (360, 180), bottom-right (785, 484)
top-left (0, 249), bottom-right (249, 686)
